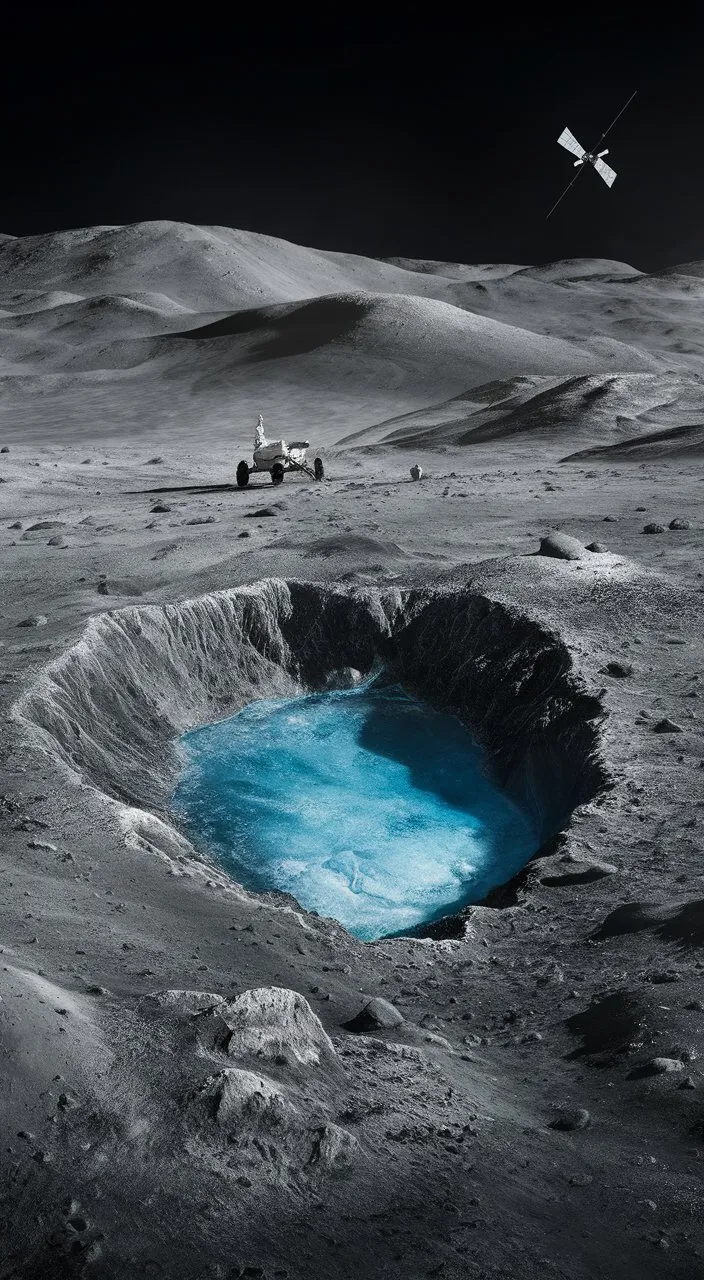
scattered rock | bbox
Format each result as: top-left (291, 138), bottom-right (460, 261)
top-left (647, 970), bottom-right (681, 984)
top-left (185, 516), bottom-right (217, 525)
top-left (0, 446), bottom-right (8, 453)
top-left (652, 718), bottom-right (683, 733)
top-left (410, 464), bottom-right (422, 481)
top-left (538, 532), bottom-right (585, 561)
top-left (643, 523), bottom-right (665, 534)
top-left (586, 541), bottom-right (608, 553)
top-left (24, 520), bottom-right (65, 532)
top-left (47, 535), bottom-right (63, 546)
top-left (601, 660), bottom-right (633, 679)
top-left (603, 515), bottom-right (618, 522)
top-left (97, 578), bottom-right (109, 595)
top-left (245, 506), bottom-right (280, 518)
top-left (344, 997), bottom-right (404, 1033)
top-left (308, 1122), bottom-right (358, 1172)
top-left (146, 456), bottom-right (164, 465)
top-left (629, 1057), bottom-right (684, 1078)
top-left (238, 530), bottom-right (251, 538)
top-left (16, 615), bottom-right (48, 628)
top-left (669, 518), bottom-right (690, 530)
top-left (150, 502), bottom-right (171, 514)
top-left (9, 520), bottom-right (22, 529)
top-left (80, 458), bottom-right (92, 464)
top-left (27, 839), bottom-right (57, 852)
top-left (549, 1108), bottom-right (591, 1131)
top-left (686, 1000), bottom-right (704, 1012)
top-left (679, 1075), bottom-right (696, 1089)
top-left (223, 987), bottom-right (336, 1066)
top-left (424, 1031), bottom-right (453, 1050)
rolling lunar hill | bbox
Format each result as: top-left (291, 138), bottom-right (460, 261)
top-left (1, 220), bottom-right (702, 449)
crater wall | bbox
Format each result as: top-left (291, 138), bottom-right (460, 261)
top-left (14, 579), bottom-right (606, 869)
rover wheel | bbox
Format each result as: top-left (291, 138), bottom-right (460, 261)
top-left (314, 456), bottom-right (324, 481)
top-left (236, 460), bottom-right (250, 488)
top-left (271, 463), bottom-right (285, 485)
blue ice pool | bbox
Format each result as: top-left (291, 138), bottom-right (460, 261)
top-left (172, 681), bottom-right (540, 941)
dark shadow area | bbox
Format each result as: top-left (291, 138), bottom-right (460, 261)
top-left (562, 421), bottom-right (704, 462)
top-left (456, 376), bottom-right (592, 445)
top-left (385, 591), bottom-right (607, 844)
top-left (355, 685), bottom-right (529, 831)
top-left (174, 296), bottom-right (367, 362)
top-left (564, 991), bottom-right (651, 1064)
top-left (126, 483), bottom-right (240, 494)
top-left (594, 896), bottom-right (704, 948)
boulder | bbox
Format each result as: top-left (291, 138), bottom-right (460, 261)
top-left (538, 532), bottom-right (585, 561)
top-left (629, 1057), bottom-right (684, 1078)
top-left (344, 997), bottom-right (404, 1033)
top-left (601, 660), bottom-right (633, 678)
top-left (549, 1108), bottom-right (591, 1131)
top-left (17, 615), bottom-right (48, 628)
top-left (308, 1122), bottom-right (358, 1172)
top-left (201, 1068), bottom-right (294, 1131)
top-left (224, 987), bottom-right (335, 1066)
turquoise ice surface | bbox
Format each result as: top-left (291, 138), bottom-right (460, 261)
top-left (172, 681), bottom-right (539, 941)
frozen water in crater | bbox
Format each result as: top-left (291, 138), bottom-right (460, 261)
top-left (172, 680), bottom-right (539, 941)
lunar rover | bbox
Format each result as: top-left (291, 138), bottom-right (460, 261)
top-left (236, 416), bottom-right (324, 487)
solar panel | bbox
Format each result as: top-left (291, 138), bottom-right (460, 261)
top-left (594, 158), bottom-right (617, 188)
top-left (557, 127), bottom-right (585, 160)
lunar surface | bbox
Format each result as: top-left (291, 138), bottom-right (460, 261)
top-left (1, 221), bottom-right (704, 1279)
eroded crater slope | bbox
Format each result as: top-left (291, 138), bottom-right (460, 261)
top-left (15, 578), bottom-right (606, 924)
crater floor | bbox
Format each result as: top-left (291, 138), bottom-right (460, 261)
top-left (172, 680), bottom-right (539, 941)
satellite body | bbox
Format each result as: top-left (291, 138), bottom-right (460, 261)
top-left (557, 127), bottom-right (617, 187)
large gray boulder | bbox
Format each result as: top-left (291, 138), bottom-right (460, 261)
top-left (343, 997), bottom-right (404, 1032)
top-left (538, 532), bottom-right (585, 561)
top-left (224, 987), bottom-right (336, 1066)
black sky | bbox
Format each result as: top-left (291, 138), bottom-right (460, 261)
top-left (2, 8), bottom-right (702, 270)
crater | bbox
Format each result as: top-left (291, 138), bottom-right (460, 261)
top-left (15, 579), bottom-right (606, 938)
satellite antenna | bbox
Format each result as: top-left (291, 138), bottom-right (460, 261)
top-left (547, 90), bottom-right (637, 219)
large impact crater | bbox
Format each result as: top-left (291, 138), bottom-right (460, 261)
top-left (15, 580), bottom-right (607, 931)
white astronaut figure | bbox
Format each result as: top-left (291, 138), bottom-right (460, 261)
top-left (255, 414), bottom-right (267, 449)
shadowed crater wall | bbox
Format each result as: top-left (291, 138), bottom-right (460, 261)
top-left (14, 579), bottom-right (607, 925)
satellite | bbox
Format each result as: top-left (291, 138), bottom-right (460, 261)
top-left (547, 90), bottom-right (637, 219)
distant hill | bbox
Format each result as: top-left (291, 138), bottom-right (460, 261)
top-left (0, 220), bottom-right (701, 445)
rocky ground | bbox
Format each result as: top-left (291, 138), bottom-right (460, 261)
top-left (1, 224), bottom-right (703, 1279)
